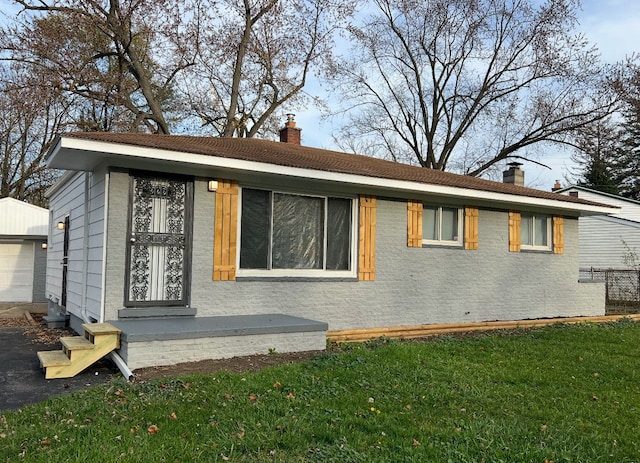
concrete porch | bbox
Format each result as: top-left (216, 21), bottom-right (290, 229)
top-left (109, 314), bottom-right (328, 370)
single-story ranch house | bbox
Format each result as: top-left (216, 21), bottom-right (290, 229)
top-left (43, 120), bottom-right (615, 372)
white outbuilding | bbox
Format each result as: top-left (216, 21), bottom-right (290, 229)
top-left (0, 197), bottom-right (49, 302)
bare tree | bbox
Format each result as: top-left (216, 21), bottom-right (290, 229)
top-left (0, 65), bottom-right (69, 206)
top-left (332, 0), bottom-right (620, 176)
top-left (184, 0), bottom-right (353, 138)
top-left (2, 0), bottom-right (203, 134)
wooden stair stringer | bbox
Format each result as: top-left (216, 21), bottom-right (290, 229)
top-left (37, 323), bottom-right (121, 379)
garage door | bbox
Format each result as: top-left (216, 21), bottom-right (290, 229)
top-left (0, 242), bottom-right (34, 302)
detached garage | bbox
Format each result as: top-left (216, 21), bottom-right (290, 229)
top-left (0, 198), bottom-right (49, 303)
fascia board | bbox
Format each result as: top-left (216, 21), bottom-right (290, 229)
top-left (53, 137), bottom-right (617, 216)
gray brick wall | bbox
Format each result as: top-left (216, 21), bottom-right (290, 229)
top-left (120, 331), bottom-right (326, 369)
top-left (104, 175), bottom-right (603, 330)
top-left (191, 184), bottom-right (604, 330)
top-left (104, 170), bottom-right (129, 320)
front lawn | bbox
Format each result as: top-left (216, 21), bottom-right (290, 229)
top-left (2, 321), bottom-right (640, 462)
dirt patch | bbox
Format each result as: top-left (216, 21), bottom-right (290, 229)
top-left (133, 350), bottom-right (323, 382)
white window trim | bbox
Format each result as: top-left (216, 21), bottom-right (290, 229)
top-left (421, 206), bottom-right (464, 247)
top-left (236, 187), bottom-right (358, 278)
top-left (520, 213), bottom-right (552, 251)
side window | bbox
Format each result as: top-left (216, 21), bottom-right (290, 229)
top-left (422, 205), bottom-right (463, 246)
top-left (520, 213), bottom-right (551, 251)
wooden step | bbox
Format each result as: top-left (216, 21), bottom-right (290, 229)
top-left (38, 350), bottom-right (71, 368)
top-left (37, 322), bottom-right (122, 379)
top-left (83, 322), bottom-right (121, 337)
top-left (61, 336), bottom-right (93, 351)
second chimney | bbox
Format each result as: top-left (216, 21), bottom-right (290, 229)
top-left (503, 162), bottom-right (524, 186)
top-left (279, 114), bottom-right (302, 145)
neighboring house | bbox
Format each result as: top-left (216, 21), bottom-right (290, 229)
top-left (556, 186), bottom-right (640, 269)
top-left (43, 121), bottom-right (615, 370)
top-left (0, 197), bottom-right (48, 303)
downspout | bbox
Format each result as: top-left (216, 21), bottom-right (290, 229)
top-left (98, 169), bottom-right (133, 381)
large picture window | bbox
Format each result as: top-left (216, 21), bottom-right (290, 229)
top-left (239, 189), bottom-right (354, 276)
top-left (422, 205), bottom-right (463, 246)
top-left (521, 213), bottom-right (551, 251)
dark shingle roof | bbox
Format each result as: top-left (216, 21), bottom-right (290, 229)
top-left (64, 132), bottom-right (602, 207)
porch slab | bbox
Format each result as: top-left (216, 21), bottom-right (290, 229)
top-left (109, 314), bottom-right (328, 342)
top-left (109, 314), bottom-right (328, 370)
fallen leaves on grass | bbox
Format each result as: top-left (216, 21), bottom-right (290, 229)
top-left (147, 425), bottom-right (159, 434)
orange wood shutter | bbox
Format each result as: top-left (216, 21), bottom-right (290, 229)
top-left (508, 211), bottom-right (521, 252)
top-left (359, 195), bottom-right (377, 281)
top-left (464, 206), bottom-right (479, 250)
top-left (553, 216), bottom-right (564, 254)
top-left (213, 180), bottom-right (238, 281)
top-left (407, 200), bottom-right (423, 247)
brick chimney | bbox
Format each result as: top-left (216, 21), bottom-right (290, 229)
top-left (279, 113), bottom-right (301, 145)
top-left (551, 180), bottom-right (562, 192)
top-left (502, 162), bottom-right (524, 186)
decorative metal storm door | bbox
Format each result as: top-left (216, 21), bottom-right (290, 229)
top-left (126, 175), bottom-right (192, 307)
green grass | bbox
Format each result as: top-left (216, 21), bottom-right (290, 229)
top-left (2, 321), bottom-right (640, 462)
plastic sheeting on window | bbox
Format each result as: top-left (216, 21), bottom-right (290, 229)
top-left (327, 198), bottom-right (351, 270)
top-left (239, 189), bottom-right (353, 271)
top-left (272, 193), bottom-right (324, 269)
top-left (239, 189), bottom-right (270, 269)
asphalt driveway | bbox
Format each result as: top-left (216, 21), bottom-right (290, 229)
top-left (0, 324), bottom-right (118, 412)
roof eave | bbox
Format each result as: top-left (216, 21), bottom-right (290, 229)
top-left (50, 137), bottom-right (617, 216)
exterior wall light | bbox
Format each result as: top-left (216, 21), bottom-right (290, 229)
top-left (208, 180), bottom-right (219, 192)
top-left (41, 242), bottom-right (48, 249)
top-left (57, 221), bottom-right (65, 230)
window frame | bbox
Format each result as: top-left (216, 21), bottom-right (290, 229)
top-left (520, 213), bottom-right (552, 251)
top-left (421, 205), bottom-right (464, 247)
top-left (236, 187), bottom-right (358, 278)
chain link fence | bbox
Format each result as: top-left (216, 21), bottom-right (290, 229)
top-left (580, 268), bottom-right (640, 314)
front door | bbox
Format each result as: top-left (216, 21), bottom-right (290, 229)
top-left (125, 174), bottom-right (192, 307)
top-left (61, 215), bottom-right (70, 308)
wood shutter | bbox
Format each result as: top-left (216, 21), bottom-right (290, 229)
top-left (508, 211), bottom-right (521, 252)
top-left (359, 195), bottom-right (376, 281)
top-left (464, 206), bottom-right (479, 250)
top-left (553, 216), bottom-right (564, 254)
top-left (213, 180), bottom-right (238, 281)
top-left (407, 200), bottom-right (423, 247)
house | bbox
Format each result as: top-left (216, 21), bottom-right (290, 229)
top-left (555, 185), bottom-right (640, 270)
top-left (43, 120), bottom-right (616, 371)
top-left (0, 197), bottom-right (48, 303)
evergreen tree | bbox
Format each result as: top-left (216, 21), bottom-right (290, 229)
top-left (571, 119), bottom-right (622, 195)
top-left (616, 67), bottom-right (640, 200)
